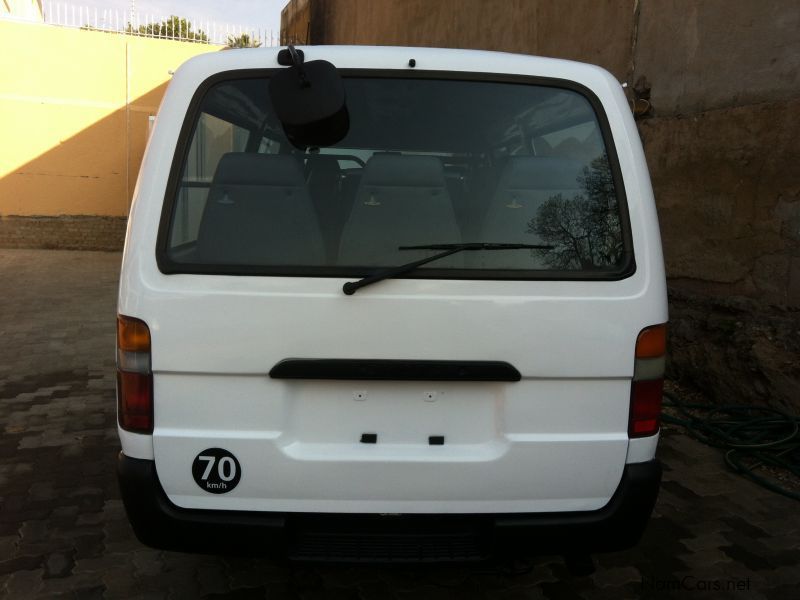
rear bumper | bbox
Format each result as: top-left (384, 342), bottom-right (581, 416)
top-left (117, 452), bottom-right (661, 561)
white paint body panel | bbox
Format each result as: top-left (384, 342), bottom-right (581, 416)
top-left (118, 46), bottom-right (667, 514)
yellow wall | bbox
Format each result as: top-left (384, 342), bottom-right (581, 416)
top-left (0, 19), bottom-right (219, 216)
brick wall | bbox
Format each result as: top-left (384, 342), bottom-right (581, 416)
top-left (0, 216), bottom-right (126, 251)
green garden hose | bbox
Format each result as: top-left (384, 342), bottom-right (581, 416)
top-left (662, 392), bottom-right (800, 501)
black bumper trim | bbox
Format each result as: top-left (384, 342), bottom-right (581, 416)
top-left (117, 453), bottom-right (661, 559)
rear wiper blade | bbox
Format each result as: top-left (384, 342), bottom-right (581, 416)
top-left (342, 242), bottom-right (553, 295)
top-left (399, 243), bottom-right (553, 251)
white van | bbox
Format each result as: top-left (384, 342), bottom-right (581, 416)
top-left (116, 46), bottom-right (667, 563)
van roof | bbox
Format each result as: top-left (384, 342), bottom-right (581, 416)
top-left (171, 45), bottom-right (622, 94)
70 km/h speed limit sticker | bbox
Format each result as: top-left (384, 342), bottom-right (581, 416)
top-left (192, 448), bottom-right (241, 494)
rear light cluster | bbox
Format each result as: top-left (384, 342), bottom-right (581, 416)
top-left (117, 315), bottom-right (153, 434)
top-left (629, 324), bottom-right (667, 438)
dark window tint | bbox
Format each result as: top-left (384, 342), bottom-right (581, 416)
top-left (162, 75), bottom-right (630, 278)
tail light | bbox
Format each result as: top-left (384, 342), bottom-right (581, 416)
top-left (117, 315), bottom-right (153, 433)
top-left (629, 324), bottom-right (666, 438)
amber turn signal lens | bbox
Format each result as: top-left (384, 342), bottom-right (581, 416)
top-left (118, 315), bottom-right (151, 353)
top-left (635, 324), bottom-right (666, 359)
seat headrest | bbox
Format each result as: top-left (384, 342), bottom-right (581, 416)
top-left (501, 156), bottom-right (585, 190)
top-left (361, 154), bottom-right (446, 188)
top-left (211, 153), bottom-right (305, 187)
top-left (306, 154), bottom-right (342, 177)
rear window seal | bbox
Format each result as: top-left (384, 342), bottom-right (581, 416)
top-left (155, 68), bottom-right (636, 282)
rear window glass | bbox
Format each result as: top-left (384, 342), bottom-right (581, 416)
top-left (160, 74), bottom-right (631, 279)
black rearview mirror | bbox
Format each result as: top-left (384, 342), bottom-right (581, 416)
top-left (269, 46), bottom-right (349, 148)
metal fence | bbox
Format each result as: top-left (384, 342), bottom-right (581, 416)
top-left (38, 1), bottom-right (277, 46)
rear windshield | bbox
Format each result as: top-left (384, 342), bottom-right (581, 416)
top-left (159, 72), bottom-right (632, 279)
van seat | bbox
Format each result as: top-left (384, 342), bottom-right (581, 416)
top-left (195, 153), bottom-right (325, 265)
top-left (338, 154), bottom-right (461, 266)
top-left (305, 155), bottom-right (345, 263)
top-left (474, 156), bottom-right (584, 269)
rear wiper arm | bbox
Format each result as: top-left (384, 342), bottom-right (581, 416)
top-left (342, 242), bottom-right (553, 295)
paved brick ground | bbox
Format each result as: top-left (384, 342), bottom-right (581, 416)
top-left (0, 249), bottom-right (798, 600)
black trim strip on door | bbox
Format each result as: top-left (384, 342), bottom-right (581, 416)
top-left (269, 359), bottom-right (521, 382)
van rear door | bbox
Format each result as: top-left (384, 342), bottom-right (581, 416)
top-left (127, 60), bottom-right (666, 514)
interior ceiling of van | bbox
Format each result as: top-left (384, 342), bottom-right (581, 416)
top-left (201, 75), bottom-right (594, 152)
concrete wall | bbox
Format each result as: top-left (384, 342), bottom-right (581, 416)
top-left (0, 19), bottom-right (219, 247)
top-left (634, 1), bottom-right (800, 115)
top-left (280, 0), bottom-right (310, 44)
top-left (304, 0), bottom-right (636, 82)
top-left (633, 1), bottom-right (800, 308)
